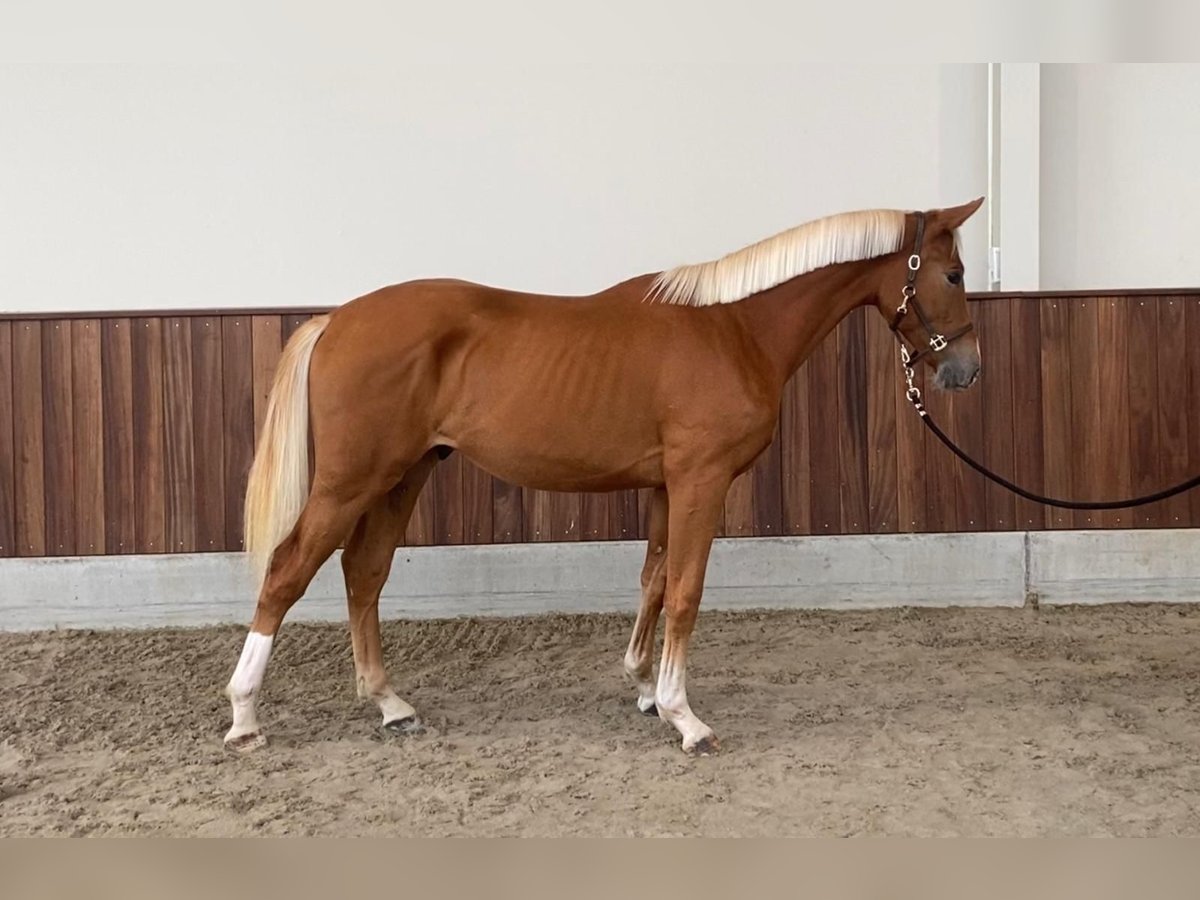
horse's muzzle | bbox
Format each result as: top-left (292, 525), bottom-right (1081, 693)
top-left (933, 347), bottom-right (981, 392)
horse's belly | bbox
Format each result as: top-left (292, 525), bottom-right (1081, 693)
top-left (453, 434), bottom-right (662, 494)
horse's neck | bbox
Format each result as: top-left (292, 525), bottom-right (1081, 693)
top-left (735, 260), bottom-right (881, 385)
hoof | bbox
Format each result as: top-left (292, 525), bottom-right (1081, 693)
top-left (383, 715), bottom-right (424, 737)
top-left (684, 735), bottom-right (719, 757)
top-left (639, 702), bottom-right (658, 717)
top-left (224, 731), bottom-right (267, 754)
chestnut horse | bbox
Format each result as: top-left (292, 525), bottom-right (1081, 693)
top-left (223, 197), bottom-right (984, 756)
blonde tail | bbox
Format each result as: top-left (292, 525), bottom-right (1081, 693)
top-left (243, 314), bottom-right (331, 587)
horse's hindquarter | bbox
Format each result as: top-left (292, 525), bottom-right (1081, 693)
top-left (312, 280), bottom-right (779, 493)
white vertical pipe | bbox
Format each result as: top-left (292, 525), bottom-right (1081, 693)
top-left (986, 63), bottom-right (1001, 289)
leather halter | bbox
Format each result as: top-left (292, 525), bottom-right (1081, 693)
top-left (887, 211), bottom-right (974, 369)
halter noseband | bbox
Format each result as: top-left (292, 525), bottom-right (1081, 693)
top-left (887, 211), bottom-right (974, 371)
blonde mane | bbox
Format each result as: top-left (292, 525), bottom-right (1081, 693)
top-left (647, 208), bottom-right (908, 307)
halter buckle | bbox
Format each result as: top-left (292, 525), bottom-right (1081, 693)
top-left (907, 254), bottom-right (921, 272)
top-left (929, 333), bottom-right (948, 352)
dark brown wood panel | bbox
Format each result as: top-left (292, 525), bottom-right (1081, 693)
top-left (608, 489), bottom-right (640, 541)
top-left (522, 488), bottom-right (554, 543)
top-left (132, 318), bottom-right (166, 552)
top-left (191, 318), bottom-right (225, 551)
top-left (491, 479), bottom-right (522, 544)
top-left (12, 321), bottom-right (45, 556)
top-left (779, 366), bottom-right (811, 535)
top-left (1097, 297), bottom-right (1132, 528)
top-left (751, 428), bottom-right (784, 537)
top-left (977, 302), bottom-right (1015, 530)
top-left (837, 311), bottom-right (869, 534)
top-left (432, 450), bottom-right (465, 544)
top-left (807, 327), bottom-right (841, 534)
top-left (9, 292), bottom-right (1200, 557)
top-left (1156, 295), bottom-right (1190, 528)
top-left (1009, 300), bottom-right (1044, 530)
top-left (223, 317), bottom-right (255, 550)
top-left (1127, 297), bottom-right (1161, 528)
top-left (549, 487), bottom-right (582, 541)
top-left (41, 321), bottom-right (75, 555)
top-left (462, 461), bottom-right (494, 543)
top-left (163, 318), bottom-right (196, 552)
top-left (1039, 299), bottom-right (1073, 529)
top-left (250, 315), bottom-right (282, 445)
top-left (0, 322), bottom-right (14, 556)
top-left (1067, 298), bottom-right (1102, 529)
top-left (71, 320), bottom-right (105, 554)
top-left (865, 314), bottom-right (898, 533)
top-left (580, 490), bottom-right (609, 541)
top-left (1188, 297), bottom-right (1200, 528)
top-left (101, 319), bottom-right (136, 554)
top-left (189, 321), bottom-right (225, 554)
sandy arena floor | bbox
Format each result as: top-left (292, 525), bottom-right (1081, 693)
top-left (3, 604), bottom-right (1200, 836)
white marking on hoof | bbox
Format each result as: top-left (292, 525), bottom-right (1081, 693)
top-left (636, 692), bottom-right (657, 714)
top-left (378, 691), bottom-right (417, 726)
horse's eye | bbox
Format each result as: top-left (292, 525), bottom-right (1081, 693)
top-left (946, 271), bottom-right (963, 286)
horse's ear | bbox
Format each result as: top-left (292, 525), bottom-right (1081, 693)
top-left (931, 196), bottom-right (985, 231)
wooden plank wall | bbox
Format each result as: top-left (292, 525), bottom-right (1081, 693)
top-left (1, 292), bottom-right (1199, 558)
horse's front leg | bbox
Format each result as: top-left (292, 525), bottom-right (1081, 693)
top-left (655, 470), bottom-right (729, 756)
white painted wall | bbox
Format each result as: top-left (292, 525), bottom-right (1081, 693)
top-left (996, 64), bottom-right (1041, 292)
top-left (0, 64), bottom-right (989, 314)
top-left (1040, 64), bottom-right (1200, 291)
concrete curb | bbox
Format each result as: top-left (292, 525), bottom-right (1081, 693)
top-left (1, 529), bottom-right (1196, 631)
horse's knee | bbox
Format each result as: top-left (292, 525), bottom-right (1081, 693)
top-left (663, 590), bottom-right (701, 626)
top-left (623, 646), bottom-right (648, 680)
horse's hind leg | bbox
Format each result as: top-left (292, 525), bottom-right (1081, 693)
top-left (224, 483), bottom-right (373, 752)
top-left (342, 450), bottom-right (439, 735)
top-left (623, 487), bottom-right (668, 715)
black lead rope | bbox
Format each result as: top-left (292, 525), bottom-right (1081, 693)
top-left (917, 410), bottom-right (1200, 511)
top-left (892, 211), bottom-right (1200, 511)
